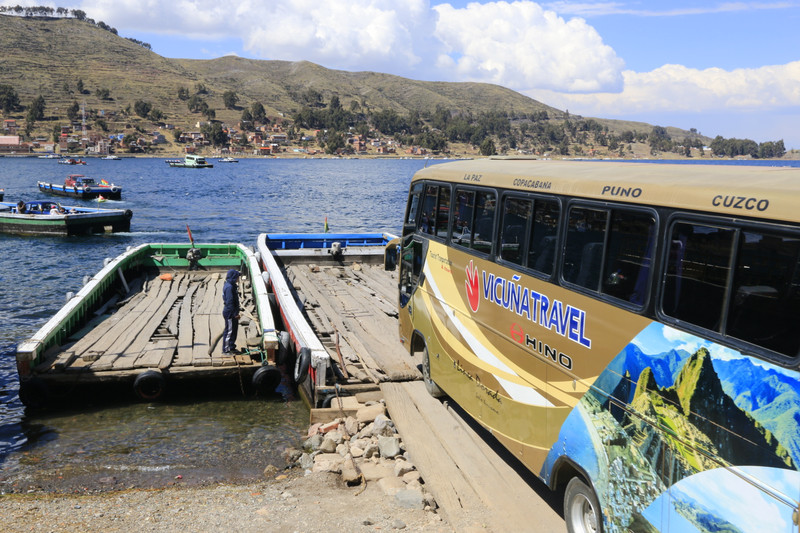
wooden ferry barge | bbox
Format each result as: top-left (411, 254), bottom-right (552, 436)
top-left (256, 232), bottom-right (422, 409)
top-left (16, 242), bottom-right (280, 407)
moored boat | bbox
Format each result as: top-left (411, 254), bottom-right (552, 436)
top-left (38, 174), bottom-right (123, 200)
top-left (255, 232), bottom-right (416, 408)
top-left (218, 157), bottom-right (239, 163)
top-left (58, 157), bottom-right (87, 165)
top-left (0, 200), bottom-right (132, 236)
top-left (101, 154), bottom-right (121, 160)
top-left (15, 242), bottom-right (281, 407)
top-left (166, 154), bottom-right (213, 168)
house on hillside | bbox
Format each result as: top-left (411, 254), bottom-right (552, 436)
top-left (0, 135), bottom-right (31, 153)
top-left (3, 120), bottom-right (18, 135)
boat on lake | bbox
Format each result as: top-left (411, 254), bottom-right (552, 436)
top-left (37, 153), bottom-right (59, 159)
top-left (58, 157), bottom-right (87, 165)
top-left (15, 242), bottom-right (281, 407)
top-left (218, 157), bottom-right (239, 163)
top-left (101, 154), bottom-right (121, 160)
top-left (38, 174), bottom-right (123, 200)
top-left (0, 200), bottom-right (132, 236)
top-left (255, 232), bottom-right (420, 409)
top-left (166, 154), bottom-right (213, 168)
top-left (0, 188), bottom-right (3, 201)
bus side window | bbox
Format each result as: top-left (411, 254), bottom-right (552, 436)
top-left (419, 184), bottom-right (439, 235)
top-left (728, 231), bottom-right (800, 357)
top-left (472, 190), bottom-right (496, 254)
top-left (563, 207), bottom-right (607, 290)
top-left (405, 182), bottom-right (424, 231)
top-left (451, 189), bottom-right (475, 247)
top-left (500, 197), bottom-right (532, 265)
top-left (602, 210), bottom-right (656, 305)
top-left (528, 199), bottom-right (560, 276)
top-left (662, 222), bottom-right (734, 331)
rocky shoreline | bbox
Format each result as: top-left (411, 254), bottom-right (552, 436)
top-left (0, 399), bottom-right (456, 533)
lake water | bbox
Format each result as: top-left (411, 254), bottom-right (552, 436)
top-left (1, 155), bottom-right (797, 493)
top-left (0, 156), bottom-right (430, 493)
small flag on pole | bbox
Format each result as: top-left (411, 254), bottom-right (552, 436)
top-left (100, 179), bottom-right (109, 185)
top-left (186, 224), bottom-right (195, 246)
top-left (324, 216), bottom-right (329, 233)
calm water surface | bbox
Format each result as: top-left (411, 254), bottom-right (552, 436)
top-left (0, 156), bottom-right (432, 492)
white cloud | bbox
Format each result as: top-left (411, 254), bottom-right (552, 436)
top-left (432, 1), bottom-right (624, 92)
top-left (527, 61), bottom-right (800, 115)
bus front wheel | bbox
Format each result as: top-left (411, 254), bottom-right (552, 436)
top-left (564, 476), bottom-right (602, 533)
top-left (422, 347), bottom-right (444, 398)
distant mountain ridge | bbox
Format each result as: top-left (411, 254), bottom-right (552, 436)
top-left (0, 14), bottom-right (704, 143)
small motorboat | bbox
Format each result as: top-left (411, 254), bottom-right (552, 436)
top-left (218, 157), bottom-right (239, 163)
top-left (166, 154), bottom-right (213, 168)
top-left (38, 174), bottom-right (123, 200)
top-left (58, 157), bottom-right (87, 165)
top-left (0, 200), bottom-right (132, 236)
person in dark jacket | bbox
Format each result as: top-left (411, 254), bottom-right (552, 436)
top-left (221, 269), bottom-right (241, 354)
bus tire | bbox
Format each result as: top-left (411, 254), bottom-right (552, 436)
top-left (133, 371), bottom-right (166, 401)
top-left (422, 346), bottom-right (444, 398)
top-left (564, 476), bottom-right (602, 533)
top-left (18, 377), bottom-right (49, 408)
top-left (252, 365), bottom-right (281, 396)
top-left (277, 330), bottom-right (293, 366)
top-left (294, 347), bottom-right (311, 383)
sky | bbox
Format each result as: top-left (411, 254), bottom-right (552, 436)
top-left (20, 1), bottom-right (800, 148)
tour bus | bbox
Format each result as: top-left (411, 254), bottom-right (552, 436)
top-left (386, 158), bottom-right (800, 533)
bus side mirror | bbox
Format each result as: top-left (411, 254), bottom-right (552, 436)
top-left (384, 238), bottom-right (400, 271)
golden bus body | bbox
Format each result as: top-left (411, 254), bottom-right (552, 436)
top-left (392, 159), bottom-right (800, 533)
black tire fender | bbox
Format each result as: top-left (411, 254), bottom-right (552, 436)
top-left (277, 330), bottom-right (293, 366)
top-left (111, 186), bottom-right (119, 193)
top-left (564, 476), bottom-right (603, 533)
top-left (294, 347), bottom-right (311, 383)
top-left (252, 365), bottom-right (281, 395)
top-left (84, 186), bottom-right (91, 193)
top-left (133, 370), bottom-right (166, 401)
top-left (124, 209), bottom-right (133, 218)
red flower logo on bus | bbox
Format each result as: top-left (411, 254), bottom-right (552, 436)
top-left (465, 260), bottom-right (480, 312)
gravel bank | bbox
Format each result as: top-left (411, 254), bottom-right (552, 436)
top-left (0, 469), bottom-right (454, 533)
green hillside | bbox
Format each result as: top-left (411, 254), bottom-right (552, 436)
top-left (0, 14), bottom-right (714, 157)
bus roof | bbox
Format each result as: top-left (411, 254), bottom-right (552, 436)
top-left (413, 159), bottom-right (800, 225)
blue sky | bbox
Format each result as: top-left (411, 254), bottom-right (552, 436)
top-left (22, 1), bottom-right (800, 148)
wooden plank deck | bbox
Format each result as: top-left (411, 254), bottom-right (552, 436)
top-left (285, 261), bottom-right (422, 384)
top-left (34, 269), bottom-right (263, 380)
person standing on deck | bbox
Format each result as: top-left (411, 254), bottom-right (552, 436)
top-left (221, 269), bottom-right (241, 354)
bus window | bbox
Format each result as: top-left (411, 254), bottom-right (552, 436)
top-left (435, 186), bottom-right (451, 238)
top-left (528, 199), bottom-right (560, 276)
top-left (662, 222), bottom-right (735, 331)
top-left (602, 210), bottom-right (656, 305)
top-left (404, 182), bottom-right (424, 230)
top-left (563, 207), bottom-right (607, 290)
top-left (419, 184), bottom-right (439, 235)
top-left (451, 189), bottom-right (475, 246)
top-left (728, 231), bottom-right (800, 357)
top-left (500, 197), bottom-right (532, 265)
top-left (472, 190), bottom-right (496, 254)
